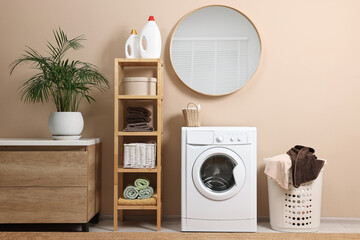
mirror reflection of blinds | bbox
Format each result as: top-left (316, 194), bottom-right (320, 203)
top-left (172, 37), bottom-right (248, 95)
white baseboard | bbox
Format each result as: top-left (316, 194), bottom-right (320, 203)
top-left (99, 214), bottom-right (360, 222)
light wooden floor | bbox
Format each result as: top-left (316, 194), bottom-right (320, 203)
top-left (1, 217), bottom-right (360, 240)
top-left (0, 232), bottom-right (360, 240)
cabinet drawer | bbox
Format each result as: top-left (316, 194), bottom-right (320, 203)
top-left (0, 151), bottom-right (87, 186)
top-left (0, 187), bottom-right (87, 223)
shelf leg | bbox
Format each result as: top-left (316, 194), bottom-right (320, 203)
top-left (119, 172), bottom-right (124, 222)
top-left (157, 208), bottom-right (161, 231)
top-left (157, 169), bottom-right (162, 231)
top-left (114, 209), bottom-right (118, 231)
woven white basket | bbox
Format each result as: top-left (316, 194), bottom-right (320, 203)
top-left (123, 143), bottom-right (156, 168)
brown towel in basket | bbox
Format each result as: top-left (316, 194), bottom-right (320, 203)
top-left (287, 145), bottom-right (325, 188)
top-left (127, 107), bottom-right (151, 117)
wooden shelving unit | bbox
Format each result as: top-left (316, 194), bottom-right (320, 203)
top-left (113, 58), bottom-right (163, 231)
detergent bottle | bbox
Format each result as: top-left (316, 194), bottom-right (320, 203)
top-left (125, 29), bottom-right (140, 58)
top-left (139, 16), bottom-right (161, 58)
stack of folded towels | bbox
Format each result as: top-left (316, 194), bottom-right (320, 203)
top-left (123, 178), bottom-right (154, 200)
top-left (124, 107), bottom-right (153, 132)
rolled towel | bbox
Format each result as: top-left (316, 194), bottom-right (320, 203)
top-left (138, 186), bottom-right (154, 199)
top-left (123, 185), bottom-right (138, 200)
top-left (134, 178), bottom-right (150, 190)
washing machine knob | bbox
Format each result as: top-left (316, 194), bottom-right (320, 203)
top-left (237, 137), bottom-right (242, 142)
top-left (230, 137), bottom-right (235, 142)
top-left (216, 136), bottom-right (224, 143)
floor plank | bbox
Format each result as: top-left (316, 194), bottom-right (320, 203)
top-left (0, 232), bottom-right (360, 240)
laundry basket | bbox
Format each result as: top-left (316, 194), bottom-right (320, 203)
top-left (267, 160), bottom-right (325, 232)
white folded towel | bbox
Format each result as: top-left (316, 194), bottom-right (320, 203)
top-left (264, 154), bottom-right (292, 190)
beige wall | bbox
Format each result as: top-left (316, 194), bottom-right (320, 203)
top-left (1, 0), bottom-right (360, 217)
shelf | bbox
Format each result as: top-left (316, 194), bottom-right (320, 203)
top-left (117, 95), bottom-right (161, 100)
top-left (118, 131), bottom-right (158, 136)
top-left (114, 58), bottom-right (162, 231)
top-left (117, 205), bottom-right (157, 210)
top-left (115, 58), bottom-right (162, 67)
top-left (118, 167), bottom-right (158, 173)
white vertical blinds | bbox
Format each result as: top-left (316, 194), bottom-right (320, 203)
top-left (172, 37), bottom-right (248, 95)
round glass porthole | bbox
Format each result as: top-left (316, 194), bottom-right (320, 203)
top-left (200, 154), bottom-right (236, 192)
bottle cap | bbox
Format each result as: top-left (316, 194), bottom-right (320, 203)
top-left (130, 29), bottom-right (137, 35)
top-left (148, 16), bottom-right (155, 21)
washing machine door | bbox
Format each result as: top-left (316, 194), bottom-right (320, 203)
top-left (192, 147), bottom-right (246, 201)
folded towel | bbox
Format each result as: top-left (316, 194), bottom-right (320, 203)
top-left (123, 122), bottom-right (153, 132)
top-left (127, 113), bottom-right (146, 118)
top-left (138, 186), bottom-right (154, 199)
top-left (134, 178), bottom-right (150, 190)
top-left (123, 127), bottom-right (153, 132)
top-left (287, 145), bottom-right (325, 188)
top-left (118, 193), bottom-right (157, 205)
top-left (126, 116), bottom-right (151, 123)
top-left (126, 122), bottom-right (151, 127)
top-left (264, 154), bottom-right (292, 190)
top-left (127, 107), bottom-right (151, 117)
top-left (123, 185), bottom-right (138, 200)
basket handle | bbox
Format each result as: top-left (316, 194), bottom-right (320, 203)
top-left (187, 102), bottom-right (198, 110)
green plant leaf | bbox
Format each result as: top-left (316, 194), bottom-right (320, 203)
top-left (9, 28), bottom-right (109, 112)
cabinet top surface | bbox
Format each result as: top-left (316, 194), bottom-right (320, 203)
top-left (0, 138), bottom-right (101, 146)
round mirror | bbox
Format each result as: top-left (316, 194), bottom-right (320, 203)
top-left (170, 5), bottom-right (261, 96)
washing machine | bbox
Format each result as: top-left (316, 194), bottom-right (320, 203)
top-left (181, 126), bottom-right (257, 232)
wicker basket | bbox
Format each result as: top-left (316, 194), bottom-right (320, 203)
top-left (182, 102), bottom-right (201, 127)
top-left (123, 143), bottom-right (156, 168)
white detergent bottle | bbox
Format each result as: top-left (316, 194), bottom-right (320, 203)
top-left (139, 16), bottom-right (161, 58)
top-left (125, 29), bottom-right (140, 58)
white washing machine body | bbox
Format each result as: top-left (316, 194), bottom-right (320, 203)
top-left (181, 127), bottom-right (257, 232)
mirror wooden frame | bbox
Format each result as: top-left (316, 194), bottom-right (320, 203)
top-left (170, 5), bottom-right (262, 96)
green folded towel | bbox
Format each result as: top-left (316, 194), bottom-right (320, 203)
top-left (134, 178), bottom-right (150, 190)
top-left (138, 186), bottom-right (154, 199)
top-left (123, 185), bottom-right (138, 200)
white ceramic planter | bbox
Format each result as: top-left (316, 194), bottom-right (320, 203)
top-left (48, 112), bottom-right (84, 140)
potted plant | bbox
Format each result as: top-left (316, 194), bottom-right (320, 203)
top-left (10, 28), bottom-right (109, 139)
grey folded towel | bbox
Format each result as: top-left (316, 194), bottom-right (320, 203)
top-left (127, 107), bottom-right (151, 117)
top-left (123, 122), bottom-right (154, 132)
top-left (127, 122), bottom-right (150, 127)
top-left (126, 116), bottom-right (151, 123)
top-left (127, 113), bottom-right (150, 118)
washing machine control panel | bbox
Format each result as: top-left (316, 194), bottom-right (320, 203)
top-left (213, 130), bottom-right (249, 144)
